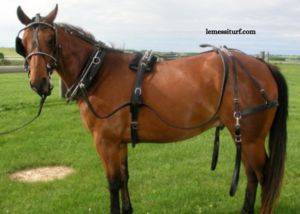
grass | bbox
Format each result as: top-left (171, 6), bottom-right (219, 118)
top-left (0, 47), bottom-right (23, 66)
top-left (0, 63), bottom-right (300, 214)
top-left (0, 48), bottom-right (20, 57)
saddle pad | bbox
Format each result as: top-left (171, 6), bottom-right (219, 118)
top-left (129, 52), bottom-right (157, 72)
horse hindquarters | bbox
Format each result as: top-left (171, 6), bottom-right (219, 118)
top-left (239, 63), bottom-right (288, 214)
top-left (233, 63), bottom-right (287, 214)
top-left (261, 64), bottom-right (288, 214)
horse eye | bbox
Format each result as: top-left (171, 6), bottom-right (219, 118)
top-left (49, 38), bottom-right (54, 45)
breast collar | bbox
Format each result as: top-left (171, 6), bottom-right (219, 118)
top-left (65, 42), bottom-right (108, 102)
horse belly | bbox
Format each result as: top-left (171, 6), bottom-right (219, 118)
top-left (136, 60), bottom-right (223, 143)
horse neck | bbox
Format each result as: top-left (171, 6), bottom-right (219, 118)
top-left (55, 27), bottom-right (94, 89)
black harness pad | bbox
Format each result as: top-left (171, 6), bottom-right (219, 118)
top-left (129, 52), bottom-right (157, 72)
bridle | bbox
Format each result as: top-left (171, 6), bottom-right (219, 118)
top-left (0, 14), bottom-right (59, 135)
top-left (15, 13), bottom-right (58, 89)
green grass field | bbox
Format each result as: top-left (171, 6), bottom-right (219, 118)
top-left (0, 48), bottom-right (20, 57)
top-left (0, 63), bottom-right (299, 214)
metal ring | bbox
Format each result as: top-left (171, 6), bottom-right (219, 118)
top-left (233, 111), bottom-right (242, 119)
top-left (93, 57), bottom-right (101, 65)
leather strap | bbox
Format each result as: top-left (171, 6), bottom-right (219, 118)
top-left (241, 100), bottom-right (279, 118)
top-left (130, 50), bottom-right (156, 147)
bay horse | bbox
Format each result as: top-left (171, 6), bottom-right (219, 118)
top-left (16, 5), bottom-right (288, 214)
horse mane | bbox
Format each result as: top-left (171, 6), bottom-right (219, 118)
top-left (56, 23), bottom-right (123, 51)
top-left (56, 23), bottom-right (97, 44)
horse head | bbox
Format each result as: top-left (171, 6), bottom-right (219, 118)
top-left (16, 5), bottom-right (58, 97)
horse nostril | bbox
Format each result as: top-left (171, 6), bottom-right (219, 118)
top-left (42, 77), bottom-right (48, 84)
top-left (29, 77), bottom-right (49, 97)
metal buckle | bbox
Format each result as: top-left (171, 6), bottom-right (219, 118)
top-left (235, 134), bottom-right (242, 143)
top-left (134, 87), bottom-right (142, 95)
top-left (131, 121), bottom-right (138, 130)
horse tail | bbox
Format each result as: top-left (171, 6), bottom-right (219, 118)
top-left (261, 63), bottom-right (288, 214)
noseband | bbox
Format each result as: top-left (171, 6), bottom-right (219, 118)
top-left (16, 13), bottom-right (58, 88)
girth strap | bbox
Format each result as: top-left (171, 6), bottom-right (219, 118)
top-left (130, 50), bottom-right (156, 148)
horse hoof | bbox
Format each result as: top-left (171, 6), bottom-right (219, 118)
top-left (239, 210), bottom-right (254, 214)
top-left (121, 208), bottom-right (133, 214)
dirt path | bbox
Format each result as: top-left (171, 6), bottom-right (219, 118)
top-left (9, 166), bottom-right (74, 182)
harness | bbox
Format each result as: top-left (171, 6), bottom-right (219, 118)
top-left (75, 45), bottom-right (279, 196)
top-left (13, 16), bottom-right (280, 197)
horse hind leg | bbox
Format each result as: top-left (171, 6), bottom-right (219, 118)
top-left (239, 145), bottom-right (264, 214)
top-left (238, 138), bottom-right (268, 214)
top-left (224, 121), bottom-right (268, 214)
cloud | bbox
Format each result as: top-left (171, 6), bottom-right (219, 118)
top-left (1, 0), bottom-right (300, 55)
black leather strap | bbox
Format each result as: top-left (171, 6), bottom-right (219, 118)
top-left (80, 84), bottom-right (131, 119)
top-left (129, 52), bottom-right (157, 72)
top-left (219, 46), bottom-right (280, 197)
top-left (211, 127), bottom-right (220, 170)
top-left (241, 100), bottom-right (279, 118)
top-left (130, 50), bottom-right (156, 147)
top-left (0, 96), bottom-right (46, 135)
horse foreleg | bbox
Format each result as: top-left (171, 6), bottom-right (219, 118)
top-left (119, 143), bottom-right (133, 214)
top-left (95, 137), bottom-right (122, 214)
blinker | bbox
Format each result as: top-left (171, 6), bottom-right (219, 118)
top-left (15, 37), bottom-right (26, 57)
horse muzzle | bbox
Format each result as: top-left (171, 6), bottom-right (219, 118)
top-left (30, 77), bottom-right (52, 97)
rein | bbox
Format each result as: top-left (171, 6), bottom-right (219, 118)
top-left (0, 96), bottom-right (46, 135)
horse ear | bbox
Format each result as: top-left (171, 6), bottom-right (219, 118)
top-left (17, 6), bottom-right (31, 25)
top-left (44, 4), bottom-right (58, 23)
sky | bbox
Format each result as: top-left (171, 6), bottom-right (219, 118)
top-left (1, 0), bottom-right (300, 55)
